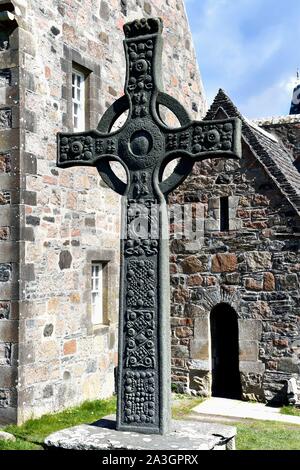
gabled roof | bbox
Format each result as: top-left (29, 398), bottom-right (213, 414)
top-left (205, 89), bottom-right (300, 217)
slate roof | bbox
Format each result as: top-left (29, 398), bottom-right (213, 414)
top-left (205, 89), bottom-right (300, 217)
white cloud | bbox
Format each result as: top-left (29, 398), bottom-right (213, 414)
top-left (240, 76), bottom-right (294, 118)
top-left (185, 0), bottom-right (300, 117)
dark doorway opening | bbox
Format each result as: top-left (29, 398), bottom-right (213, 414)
top-left (210, 303), bottom-right (241, 399)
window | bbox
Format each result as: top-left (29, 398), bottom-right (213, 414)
top-left (91, 263), bottom-right (104, 324)
top-left (220, 196), bottom-right (229, 231)
top-left (72, 68), bottom-right (85, 132)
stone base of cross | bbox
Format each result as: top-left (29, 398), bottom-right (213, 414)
top-left (57, 17), bottom-right (241, 435)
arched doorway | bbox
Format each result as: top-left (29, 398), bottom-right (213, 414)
top-left (210, 303), bottom-right (241, 399)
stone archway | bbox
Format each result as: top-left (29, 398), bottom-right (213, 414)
top-left (210, 303), bottom-right (241, 399)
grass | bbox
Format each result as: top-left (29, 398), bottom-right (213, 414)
top-left (1, 395), bottom-right (300, 450)
top-left (172, 394), bottom-right (205, 420)
top-left (236, 420), bottom-right (300, 450)
top-left (0, 396), bottom-right (116, 451)
top-left (281, 405), bottom-right (300, 417)
top-left (0, 439), bottom-right (41, 450)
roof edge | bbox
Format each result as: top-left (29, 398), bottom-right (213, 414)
top-left (205, 89), bottom-right (300, 217)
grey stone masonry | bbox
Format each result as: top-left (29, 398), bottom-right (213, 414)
top-left (169, 90), bottom-right (300, 405)
top-left (0, 3), bottom-right (19, 425)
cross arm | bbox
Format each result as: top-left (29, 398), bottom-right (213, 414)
top-left (164, 117), bottom-right (242, 162)
top-left (57, 130), bottom-right (119, 168)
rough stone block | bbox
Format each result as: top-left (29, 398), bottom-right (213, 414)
top-left (23, 153), bottom-right (37, 174)
top-left (0, 243), bottom-right (18, 262)
top-left (0, 366), bottom-right (17, 387)
top-left (0, 430), bottom-right (15, 442)
top-left (181, 255), bottom-right (203, 273)
top-left (43, 384), bottom-right (54, 399)
top-left (23, 191), bottom-right (37, 206)
top-left (63, 339), bottom-right (77, 356)
top-left (171, 345), bottom-right (189, 358)
top-left (187, 359), bottom-right (210, 370)
top-left (238, 319), bottom-right (262, 340)
top-left (263, 272), bottom-right (275, 291)
top-left (211, 253), bottom-right (237, 273)
top-left (21, 264), bottom-right (35, 282)
top-left (244, 277), bottom-right (263, 291)
top-left (26, 215), bottom-right (40, 226)
top-left (100, 1), bottom-right (110, 21)
top-left (190, 339), bottom-right (209, 360)
top-left (189, 369), bottom-right (210, 395)
top-left (0, 320), bottom-right (18, 342)
top-left (59, 250), bottom-right (72, 269)
top-left (194, 317), bottom-right (209, 339)
top-left (244, 251), bottom-right (272, 271)
top-left (44, 416), bottom-right (237, 450)
top-left (239, 340), bottom-right (259, 362)
top-left (43, 324), bottom-right (54, 337)
top-left (239, 361), bottom-right (265, 374)
top-left (278, 358), bottom-right (299, 374)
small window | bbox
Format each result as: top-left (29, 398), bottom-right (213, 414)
top-left (220, 196), bottom-right (229, 231)
top-left (72, 68), bottom-right (85, 132)
top-left (91, 263), bottom-right (104, 324)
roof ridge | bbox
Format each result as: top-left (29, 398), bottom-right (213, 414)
top-left (244, 117), bottom-right (278, 143)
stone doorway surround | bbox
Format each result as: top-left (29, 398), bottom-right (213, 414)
top-left (188, 299), bottom-right (265, 401)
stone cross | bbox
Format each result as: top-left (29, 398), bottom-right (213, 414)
top-left (57, 17), bottom-right (241, 435)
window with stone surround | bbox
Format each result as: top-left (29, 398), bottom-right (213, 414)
top-left (91, 262), bottom-right (104, 324)
top-left (62, 47), bottom-right (102, 132)
top-left (205, 196), bottom-right (242, 232)
top-left (220, 196), bottom-right (229, 231)
top-left (85, 249), bottom-right (117, 333)
top-left (72, 67), bottom-right (86, 132)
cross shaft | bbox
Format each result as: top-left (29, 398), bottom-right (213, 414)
top-left (57, 17), bottom-right (241, 435)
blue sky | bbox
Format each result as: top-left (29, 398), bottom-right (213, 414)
top-left (184, 0), bottom-right (300, 118)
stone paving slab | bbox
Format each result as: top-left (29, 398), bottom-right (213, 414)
top-left (193, 398), bottom-right (300, 425)
top-left (44, 415), bottom-right (236, 450)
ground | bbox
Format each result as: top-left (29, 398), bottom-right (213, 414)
top-left (0, 396), bottom-right (299, 450)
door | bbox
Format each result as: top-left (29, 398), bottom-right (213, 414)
top-left (210, 303), bottom-right (241, 399)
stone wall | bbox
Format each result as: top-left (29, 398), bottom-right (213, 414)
top-left (0, 0), bottom-right (205, 423)
top-left (169, 140), bottom-right (300, 404)
top-left (0, 6), bottom-right (19, 423)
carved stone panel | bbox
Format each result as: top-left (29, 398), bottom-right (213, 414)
top-left (0, 32), bottom-right (9, 51)
top-left (0, 70), bottom-right (11, 87)
top-left (0, 108), bottom-right (12, 128)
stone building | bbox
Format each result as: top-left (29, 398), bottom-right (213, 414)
top-left (1, 0), bottom-right (299, 426)
top-left (0, 0), bottom-right (205, 423)
top-left (170, 90), bottom-right (300, 405)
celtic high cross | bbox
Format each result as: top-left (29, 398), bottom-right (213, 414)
top-left (57, 18), bottom-right (241, 435)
